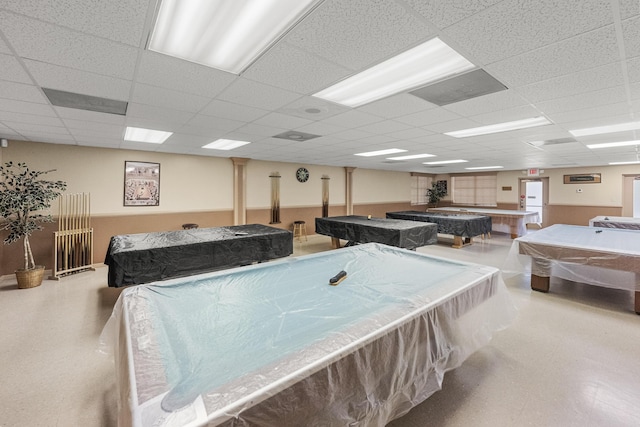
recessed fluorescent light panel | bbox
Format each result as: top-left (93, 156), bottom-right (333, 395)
top-left (355, 149), bottom-right (407, 157)
top-left (609, 160), bottom-right (640, 165)
top-left (586, 140), bottom-right (640, 149)
top-left (445, 117), bottom-right (551, 138)
top-left (570, 121), bottom-right (640, 137)
top-left (465, 166), bottom-right (504, 170)
top-left (149, 0), bottom-right (321, 74)
top-left (203, 139), bottom-right (251, 150)
top-left (124, 127), bottom-right (172, 144)
top-left (313, 37), bottom-right (476, 107)
top-left (423, 159), bottom-right (468, 165)
top-left (386, 154), bottom-right (435, 160)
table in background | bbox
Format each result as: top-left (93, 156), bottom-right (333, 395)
top-left (315, 215), bottom-right (437, 249)
top-left (101, 243), bottom-right (515, 427)
top-left (511, 224), bottom-right (640, 313)
top-left (386, 210), bottom-right (492, 248)
top-left (104, 224), bottom-right (292, 287)
top-left (428, 207), bottom-right (539, 238)
top-left (589, 216), bottom-right (640, 230)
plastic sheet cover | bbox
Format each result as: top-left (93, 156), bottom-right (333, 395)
top-left (428, 207), bottom-right (539, 237)
top-left (104, 224), bottom-right (293, 287)
top-left (503, 224), bottom-right (640, 292)
top-left (100, 243), bottom-right (515, 427)
top-left (589, 216), bottom-right (640, 230)
top-left (386, 210), bottom-right (492, 238)
top-left (314, 215), bottom-right (437, 249)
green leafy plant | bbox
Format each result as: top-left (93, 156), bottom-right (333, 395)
top-left (426, 181), bottom-right (447, 207)
top-left (0, 162), bottom-right (67, 270)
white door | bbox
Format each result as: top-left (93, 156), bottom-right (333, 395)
top-left (525, 181), bottom-right (543, 222)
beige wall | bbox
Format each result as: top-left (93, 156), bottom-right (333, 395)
top-left (353, 168), bottom-right (410, 203)
top-left (2, 141), bottom-right (234, 214)
top-left (246, 160), bottom-right (346, 208)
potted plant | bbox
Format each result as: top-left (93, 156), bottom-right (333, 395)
top-left (426, 181), bottom-right (447, 209)
top-left (0, 161), bottom-right (67, 288)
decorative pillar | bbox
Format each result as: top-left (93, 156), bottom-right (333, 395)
top-left (344, 167), bottom-right (356, 215)
top-left (269, 172), bottom-right (281, 224)
top-left (321, 175), bottom-right (330, 217)
top-left (230, 157), bottom-right (249, 225)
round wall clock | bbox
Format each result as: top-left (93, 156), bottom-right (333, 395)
top-left (296, 167), bottom-right (310, 183)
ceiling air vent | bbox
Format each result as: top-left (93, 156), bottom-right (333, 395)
top-left (42, 88), bottom-right (128, 115)
top-left (272, 131), bottom-right (321, 141)
top-left (410, 69), bottom-right (507, 106)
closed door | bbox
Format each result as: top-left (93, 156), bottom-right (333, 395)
top-left (525, 181), bottom-right (543, 222)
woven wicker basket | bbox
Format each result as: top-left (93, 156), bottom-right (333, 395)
top-left (15, 266), bottom-right (45, 289)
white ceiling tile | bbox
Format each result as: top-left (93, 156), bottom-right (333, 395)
top-left (278, 96), bottom-right (349, 121)
top-left (622, 15), bottom-right (640, 58)
top-left (626, 56), bottom-right (640, 83)
top-left (68, 125), bottom-right (124, 139)
top-left (0, 0), bottom-right (149, 46)
top-left (0, 53), bottom-right (33, 84)
top-left (23, 134), bottom-right (76, 144)
top-left (0, 99), bottom-right (57, 116)
top-left (185, 114), bottom-right (245, 133)
top-left (1, 11), bottom-right (138, 80)
top-left (486, 25), bottom-right (619, 87)
top-left (395, 108), bottom-right (463, 127)
top-left (5, 122), bottom-right (68, 135)
top-left (534, 86), bottom-right (629, 114)
top-left (285, 0), bottom-right (434, 70)
top-left (233, 123), bottom-right (288, 138)
top-left (356, 119), bottom-right (412, 135)
top-left (62, 118), bottom-right (124, 133)
top-left (244, 42), bottom-right (352, 94)
top-left (0, 37), bottom-right (11, 54)
top-left (76, 138), bottom-right (122, 148)
top-left (444, 0), bottom-right (613, 64)
top-left (24, 59), bottom-right (131, 101)
top-left (199, 100), bottom-right (268, 122)
top-left (253, 112), bottom-right (313, 130)
top-left (132, 84), bottom-right (211, 113)
top-left (548, 102), bottom-right (633, 124)
top-left (403, 0), bottom-right (502, 28)
top-left (126, 103), bottom-right (194, 126)
top-left (293, 121), bottom-right (346, 136)
top-left (0, 81), bottom-right (47, 103)
top-left (218, 79), bottom-right (301, 111)
top-left (619, 0), bottom-right (640, 19)
top-left (0, 112), bottom-right (64, 127)
top-left (515, 62), bottom-right (625, 103)
top-left (322, 110), bottom-right (384, 128)
top-left (136, 52), bottom-right (237, 97)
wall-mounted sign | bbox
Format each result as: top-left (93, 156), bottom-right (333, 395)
top-left (563, 173), bottom-right (601, 184)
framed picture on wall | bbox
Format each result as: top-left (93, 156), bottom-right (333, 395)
top-left (124, 161), bottom-right (160, 206)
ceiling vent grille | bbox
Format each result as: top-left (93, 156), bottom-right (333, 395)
top-left (42, 88), bottom-right (128, 115)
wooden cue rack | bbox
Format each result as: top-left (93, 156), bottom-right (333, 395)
top-left (49, 193), bottom-right (95, 280)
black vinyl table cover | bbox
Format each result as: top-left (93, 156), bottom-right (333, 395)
top-left (105, 224), bottom-right (293, 287)
top-left (386, 211), bottom-right (492, 238)
top-left (315, 215), bottom-right (437, 250)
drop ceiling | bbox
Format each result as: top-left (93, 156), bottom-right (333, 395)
top-left (1, 0), bottom-right (640, 173)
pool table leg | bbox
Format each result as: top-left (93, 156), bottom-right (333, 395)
top-left (452, 236), bottom-right (473, 249)
top-left (331, 237), bottom-right (341, 249)
top-left (531, 274), bottom-right (550, 293)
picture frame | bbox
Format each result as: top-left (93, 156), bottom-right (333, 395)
top-left (124, 161), bottom-right (160, 206)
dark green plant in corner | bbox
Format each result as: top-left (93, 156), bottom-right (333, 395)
top-left (426, 181), bottom-right (447, 208)
top-left (0, 161), bottom-right (67, 271)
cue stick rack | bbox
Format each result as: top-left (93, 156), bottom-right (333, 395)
top-left (49, 192), bottom-right (95, 280)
